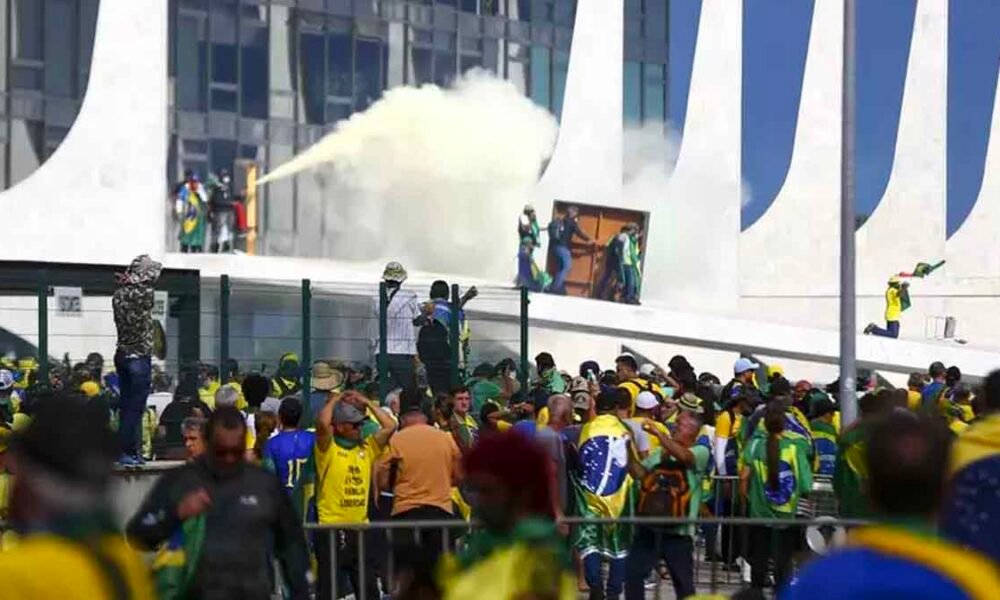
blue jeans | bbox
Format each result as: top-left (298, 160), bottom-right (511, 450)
top-left (115, 352), bottom-right (151, 457)
top-left (622, 267), bottom-right (638, 303)
top-left (870, 320), bottom-right (900, 338)
top-left (550, 245), bottom-right (572, 294)
top-left (583, 553), bottom-right (625, 599)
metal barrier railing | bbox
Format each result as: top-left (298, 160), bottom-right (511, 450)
top-left (302, 512), bottom-right (869, 600)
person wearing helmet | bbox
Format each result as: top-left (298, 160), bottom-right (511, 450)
top-left (864, 275), bottom-right (908, 338)
top-left (370, 262), bottom-right (424, 393)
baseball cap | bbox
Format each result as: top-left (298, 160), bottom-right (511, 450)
top-left (333, 401), bottom-right (366, 425)
top-left (636, 391), bottom-right (659, 410)
top-left (810, 397), bottom-right (837, 420)
top-left (0, 369), bottom-right (14, 391)
top-left (569, 376), bottom-right (590, 395)
top-left (677, 392), bottom-right (705, 414)
top-left (733, 358), bottom-right (759, 374)
top-left (639, 363), bottom-right (656, 377)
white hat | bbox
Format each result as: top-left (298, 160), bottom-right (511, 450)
top-left (636, 391), bottom-right (659, 410)
top-left (639, 363), bottom-right (656, 377)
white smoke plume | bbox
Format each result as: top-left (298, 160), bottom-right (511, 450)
top-left (259, 70), bottom-right (558, 280)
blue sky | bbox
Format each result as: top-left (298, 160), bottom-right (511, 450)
top-left (665, 0), bottom-right (1000, 235)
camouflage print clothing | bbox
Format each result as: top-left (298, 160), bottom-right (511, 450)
top-left (113, 255), bottom-right (162, 357)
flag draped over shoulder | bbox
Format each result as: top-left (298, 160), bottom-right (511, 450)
top-left (571, 414), bottom-right (635, 558)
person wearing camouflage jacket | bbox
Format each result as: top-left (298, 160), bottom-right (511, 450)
top-left (113, 254), bottom-right (162, 467)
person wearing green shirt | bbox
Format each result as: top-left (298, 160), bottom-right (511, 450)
top-left (741, 402), bottom-right (812, 592)
top-left (466, 362), bottom-right (515, 417)
top-left (624, 409), bottom-right (708, 600)
top-left (834, 390), bottom-right (893, 518)
top-left (535, 352), bottom-right (567, 395)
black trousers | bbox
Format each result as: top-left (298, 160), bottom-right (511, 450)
top-left (315, 529), bottom-right (379, 600)
top-left (748, 525), bottom-right (799, 590)
top-left (624, 529), bottom-right (695, 600)
top-left (385, 354), bottom-right (416, 391)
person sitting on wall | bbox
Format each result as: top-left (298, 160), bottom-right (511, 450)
top-left (864, 275), bottom-right (909, 338)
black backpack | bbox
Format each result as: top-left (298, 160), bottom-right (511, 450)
top-left (638, 459), bottom-right (692, 518)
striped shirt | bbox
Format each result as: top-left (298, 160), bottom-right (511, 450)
top-left (371, 288), bottom-right (421, 355)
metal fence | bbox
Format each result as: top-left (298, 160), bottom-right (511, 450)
top-left (299, 475), bottom-right (858, 600)
top-left (0, 263), bottom-right (528, 402)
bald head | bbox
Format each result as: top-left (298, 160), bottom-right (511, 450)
top-left (547, 394), bottom-right (572, 427)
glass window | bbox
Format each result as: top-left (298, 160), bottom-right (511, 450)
top-left (210, 139), bottom-right (237, 177)
top-left (624, 61), bottom-right (641, 125)
top-left (327, 33), bottom-right (353, 99)
top-left (211, 88), bottom-right (238, 112)
top-left (410, 44), bottom-right (434, 85)
top-left (553, 0), bottom-right (575, 26)
top-left (644, 0), bottom-right (668, 41)
top-left (507, 41), bottom-right (529, 94)
top-left (552, 49), bottom-right (568, 119)
top-left (530, 46), bottom-right (550, 110)
top-left (213, 44), bottom-right (238, 84)
top-left (177, 14), bottom-right (208, 111)
top-left (355, 38), bottom-right (385, 110)
top-left (45, 0), bottom-right (76, 97)
top-left (514, 0), bottom-right (531, 21)
top-left (299, 30), bottom-right (326, 124)
top-left (12, 0), bottom-right (43, 61)
top-left (434, 50), bottom-right (457, 86)
top-left (241, 25), bottom-right (269, 118)
top-left (8, 118), bottom-right (44, 186)
top-left (643, 62), bottom-right (665, 123)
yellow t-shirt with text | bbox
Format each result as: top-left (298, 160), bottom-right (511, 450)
top-left (315, 436), bottom-right (382, 524)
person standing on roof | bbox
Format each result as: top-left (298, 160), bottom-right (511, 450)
top-left (113, 254), bottom-right (162, 468)
top-left (371, 261), bottom-right (424, 392)
top-left (547, 205), bottom-right (596, 295)
top-left (864, 275), bottom-right (909, 338)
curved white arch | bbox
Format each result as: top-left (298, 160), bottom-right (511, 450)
top-left (739, 0), bottom-right (843, 297)
top-left (856, 0), bottom-right (947, 291)
top-left (0, 0), bottom-right (167, 265)
top-left (641, 0), bottom-right (741, 312)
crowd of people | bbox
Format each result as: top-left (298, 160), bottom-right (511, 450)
top-left (0, 255), bottom-right (997, 600)
top-left (172, 169), bottom-right (249, 254)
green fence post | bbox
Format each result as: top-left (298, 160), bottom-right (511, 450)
top-left (519, 286), bottom-right (529, 396)
top-left (378, 281), bottom-right (389, 401)
top-left (220, 275), bottom-right (230, 373)
top-left (302, 279), bottom-right (312, 394)
top-left (449, 284), bottom-right (461, 388)
top-left (37, 269), bottom-right (49, 386)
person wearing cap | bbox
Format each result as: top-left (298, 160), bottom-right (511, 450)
top-left (129, 406), bottom-right (310, 600)
top-left (631, 390), bottom-right (669, 453)
top-left (1, 392), bottom-right (154, 598)
top-left (863, 275), bottom-right (908, 338)
top-left (616, 354), bottom-right (664, 416)
top-left (809, 396), bottom-right (839, 476)
top-left (306, 360), bottom-right (344, 427)
top-left (371, 261), bottom-right (424, 393)
top-left (535, 352), bottom-right (567, 399)
top-left (271, 352), bottom-right (303, 399)
top-left (112, 254), bottom-right (162, 468)
top-left (312, 390), bottom-right (395, 600)
top-left (624, 406), bottom-right (707, 600)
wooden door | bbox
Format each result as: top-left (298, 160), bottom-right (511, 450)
top-left (547, 202), bottom-right (649, 299)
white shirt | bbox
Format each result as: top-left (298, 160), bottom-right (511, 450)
top-left (370, 287), bottom-right (421, 356)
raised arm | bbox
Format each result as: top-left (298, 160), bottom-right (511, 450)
top-left (315, 392), bottom-right (339, 452)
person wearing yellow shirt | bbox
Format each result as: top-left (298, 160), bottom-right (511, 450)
top-left (0, 392), bottom-right (154, 598)
top-left (314, 391), bottom-right (396, 600)
top-left (198, 364), bottom-right (221, 409)
top-left (615, 355), bottom-right (664, 416)
top-left (864, 276), bottom-right (908, 338)
top-left (630, 391), bottom-right (670, 452)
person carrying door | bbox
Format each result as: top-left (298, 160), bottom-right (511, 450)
top-left (547, 205), bottom-right (596, 295)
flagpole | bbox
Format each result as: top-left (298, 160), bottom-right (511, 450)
top-left (840, 0), bottom-right (859, 426)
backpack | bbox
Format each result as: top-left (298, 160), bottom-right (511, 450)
top-left (637, 459), bottom-right (692, 518)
